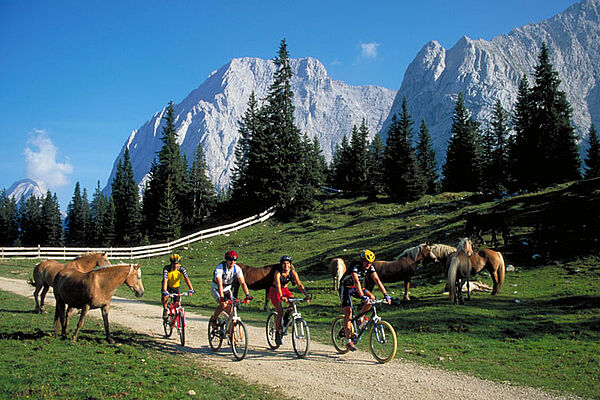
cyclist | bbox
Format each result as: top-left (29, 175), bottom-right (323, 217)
top-left (162, 253), bottom-right (194, 321)
top-left (209, 250), bottom-right (253, 328)
top-left (269, 255), bottom-right (310, 345)
top-left (339, 249), bottom-right (391, 351)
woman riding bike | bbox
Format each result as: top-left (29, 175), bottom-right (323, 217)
top-left (269, 255), bottom-right (309, 345)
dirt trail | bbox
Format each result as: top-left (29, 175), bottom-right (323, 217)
top-left (0, 277), bottom-right (578, 400)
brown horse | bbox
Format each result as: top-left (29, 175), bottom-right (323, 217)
top-left (53, 264), bottom-right (144, 343)
top-left (233, 263), bottom-right (279, 311)
top-left (364, 243), bottom-right (435, 301)
top-left (469, 248), bottom-right (506, 295)
top-left (30, 252), bottom-right (111, 313)
top-left (465, 212), bottom-right (510, 247)
top-left (422, 243), bottom-right (456, 267)
top-left (328, 258), bottom-right (347, 291)
top-left (447, 238), bottom-right (474, 305)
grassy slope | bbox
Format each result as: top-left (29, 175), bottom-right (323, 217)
top-left (1, 178), bottom-right (598, 398)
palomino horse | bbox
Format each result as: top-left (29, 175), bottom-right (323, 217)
top-left (422, 244), bottom-right (456, 267)
top-left (328, 258), bottom-right (347, 291)
top-left (447, 238), bottom-right (474, 305)
top-left (233, 263), bottom-right (278, 311)
top-left (53, 264), bottom-right (144, 343)
top-left (364, 243), bottom-right (435, 301)
top-left (30, 252), bottom-right (111, 313)
top-left (469, 248), bottom-right (506, 295)
top-left (465, 212), bottom-right (510, 248)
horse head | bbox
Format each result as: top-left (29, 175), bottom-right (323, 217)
top-left (125, 264), bottom-right (144, 297)
top-left (420, 242), bottom-right (437, 262)
top-left (456, 237), bottom-right (474, 257)
top-left (97, 252), bottom-right (111, 267)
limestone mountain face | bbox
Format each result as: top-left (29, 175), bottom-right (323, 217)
top-left (383, 0), bottom-right (600, 165)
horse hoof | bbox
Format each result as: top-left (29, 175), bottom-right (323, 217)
top-left (107, 338), bottom-right (115, 344)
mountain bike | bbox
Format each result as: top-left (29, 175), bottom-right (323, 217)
top-left (331, 299), bottom-right (397, 363)
top-left (163, 291), bottom-right (191, 346)
top-left (208, 298), bottom-right (250, 361)
top-left (265, 296), bottom-right (311, 358)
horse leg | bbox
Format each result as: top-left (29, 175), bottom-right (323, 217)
top-left (72, 305), bottom-right (91, 343)
top-left (100, 304), bottom-right (114, 344)
top-left (33, 283), bottom-right (42, 313)
top-left (404, 280), bottom-right (411, 301)
top-left (39, 284), bottom-right (50, 314)
top-left (53, 297), bottom-right (65, 338)
top-left (64, 306), bottom-right (76, 336)
top-left (490, 270), bottom-right (499, 295)
top-left (458, 279), bottom-right (465, 305)
top-left (263, 288), bottom-right (269, 312)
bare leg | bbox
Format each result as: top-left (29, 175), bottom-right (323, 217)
top-left (72, 305), bottom-right (90, 343)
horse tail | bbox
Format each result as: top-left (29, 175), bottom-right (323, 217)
top-left (447, 256), bottom-right (459, 304)
top-left (496, 252), bottom-right (506, 293)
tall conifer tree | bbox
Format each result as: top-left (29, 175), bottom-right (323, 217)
top-left (188, 142), bottom-right (216, 226)
top-left (584, 124), bottom-right (600, 179)
top-left (112, 148), bottom-right (141, 245)
top-left (41, 190), bottom-right (62, 246)
top-left (0, 190), bottom-right (19, 246)
top-left (416, 119), bottom-right (439, 195)
top-left (65, 182), bottom-right (86, 246)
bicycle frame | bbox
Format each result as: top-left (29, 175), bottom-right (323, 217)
top-left (217, 298), bottom-right (245, 337)
top-left (281, 298), bottom-right (304, 332)
top-left (349, 299), bottom-right (384, 342)
top-left (167, 293), bottom-right (188, 329)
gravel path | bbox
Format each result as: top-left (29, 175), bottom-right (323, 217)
top-left (0, 277), bottom-right (580, 400)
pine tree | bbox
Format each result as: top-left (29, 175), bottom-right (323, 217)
top-left (489, 100), bottom-right (511, 193)
top-left (383, 99), bottom-right (424, 202)
top-left (40, 190), bottom-right (62, 246)
top-left (188, 141), bottom-right (216, 226)
top-left (442, 93), bottom-right (482, 192)
top-left (532, 43), bottom-right (580, 186)
top-left (231, 91), bottom-right (261, 204)
top-left (65, 182), bottom-right (86, 246)
top-left (0, 190), bottom-right (19, 246)
top-left (368, 133), bottom-right (386, 199)
top-left (511, 75), bottom-right (536, 189)
top-left (584, 124), bottom-right (600, 179)
top-left (154, 179), bottom-right (181, 242)
top-left (346, 120), bottom-right (371, 194)
top-left (90, 181), bottom-right (110, 246)
top-left (103, 196), bottom-right (116, 246)
top-left (290, 133), bottom-right (326, 214)
top-left (415, 119), bottom-right (439, 195)
top-left (112, 148), bottom-right (142, 245)
top-left (330, 135), bottom-right (353, 190)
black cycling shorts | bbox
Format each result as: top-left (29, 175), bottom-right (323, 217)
top-left (339, 285), bottom-right (361, 308)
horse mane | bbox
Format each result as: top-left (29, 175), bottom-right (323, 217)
top-left (398, 244), bottom-right (425, 261)
top-left (73, 251), bottom-right (100, 260)
top-left (431, 244), bottom-right (456, 258)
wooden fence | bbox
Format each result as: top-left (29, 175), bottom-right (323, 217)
top-left (0, 207), bottom-right (276, 261)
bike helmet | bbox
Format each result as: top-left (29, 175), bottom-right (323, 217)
top-left (280, 255), bottom-right (292, 264)
top-left (170, 253), bottom-right (182, 263)
top-left (360, 249), bottom-right (375, 263)
top-left (224, 250), bottom-right (238, 261)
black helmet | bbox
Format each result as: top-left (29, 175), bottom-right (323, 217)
top-left (280, 255), bottom-right (292, 264)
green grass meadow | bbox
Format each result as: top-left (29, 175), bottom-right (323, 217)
top-left (1, 178), bottom-right (599, 398)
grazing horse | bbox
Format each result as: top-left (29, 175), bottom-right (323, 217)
top-left (53, 264), bottom-right (144, 343)
top-left (465, 212), bottom-right (510, 247)
top-left (30, 252), bottom-right (111, 314)
top-left (469, 248), bottom-right (506, 295)
top-left (447, 238), bottom-right (474, 305)
top-left (233, 263), bottom-right (278, 311)
top-left (328, 258), bottom-right (347, 291)
top-left (364, 243), bottom-right (435, 301)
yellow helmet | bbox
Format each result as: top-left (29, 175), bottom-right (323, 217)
top-left (170, 253), bottom-right (182, 263)
top-left (360, 249), bottom-right (375, 263)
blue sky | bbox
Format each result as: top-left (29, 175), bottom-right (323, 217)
top-left (0, 0), bottom-right (577, 210)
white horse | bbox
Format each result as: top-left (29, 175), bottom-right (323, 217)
top-left (328, 258), bottom-right (347, 291)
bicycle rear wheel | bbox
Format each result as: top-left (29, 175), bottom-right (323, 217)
top-left (292, 318), bottom-right (310, 358)
top-left (369, 320), bottom-right (397, 363)
top-left (163, 312), bottom-right (173, 337)
top-left (208, 316), bottom-right (224, 351)
top-left (265, 312), bottom-right (279, 350)
top-left (177, 311), bottom-right (185, 346)
top-left (331, 315), bottom-right (349, 354)
top-left (230, 320), bottom-right (248, 361)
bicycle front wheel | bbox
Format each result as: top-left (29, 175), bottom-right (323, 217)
top-left (369, 320), bottom-right (397, 363)
top-left (331, 315), bottom-right (349, 354)
top-left (265, 312), bottom-right (279, 350)
top-left (163, 313), bottom-right (173, 337)
top-left (208, 317), bottom-right (224, 351)
top-left (177, 311), bottom-right (185, 346)
top-left (230, 320), bottom-right (248, 361)
top-left (292, 318), bottom-right (310, 358)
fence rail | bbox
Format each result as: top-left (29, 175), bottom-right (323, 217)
top-left (0, 207), bottom-right (276, 261)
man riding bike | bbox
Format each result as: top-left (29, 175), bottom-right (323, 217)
top-left (339, 249), bottom-right (391, 351)
top-left (209, 250), bottom-right (252, 328)
top-left (162, 253), bottom-right (194, 320)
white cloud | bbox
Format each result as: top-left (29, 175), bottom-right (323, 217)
top-left (360, 42), bottom-right (381, 59)
top-left (24, 130), bottom-right (73, 188)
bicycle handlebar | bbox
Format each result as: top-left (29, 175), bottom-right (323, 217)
top-left (166, 292), bottom-right (191, 297)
